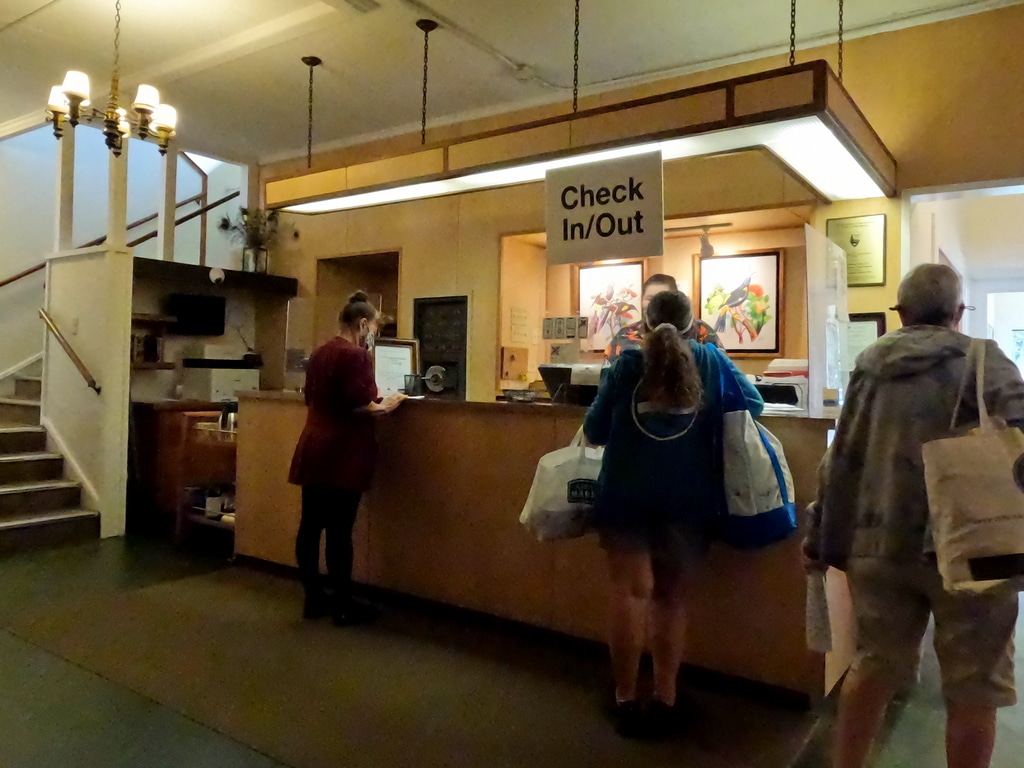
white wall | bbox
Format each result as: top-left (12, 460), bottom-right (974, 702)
top-left (42, 247), bottom-right (133, 537)
top-left (987, 291), bottom-right (1024, 368)
top-left (205, 160), bottom-right (247, 270)
top-left (0, 128), bottom-right (54, 376)
top-left (968, 278), bottom-right (1024, 340)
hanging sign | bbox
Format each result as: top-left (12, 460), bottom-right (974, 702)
top-left (545, 150), bottom-right (664, 265)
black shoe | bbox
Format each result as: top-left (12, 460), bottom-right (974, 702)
top-left (331, 600), bottom-right (380, 627)
top-left (302, 592), bottom-right (331, 620)
top-left (612, 700), bottom-right (646, 739)
top-left (645, 699), bottom-right (685, 740)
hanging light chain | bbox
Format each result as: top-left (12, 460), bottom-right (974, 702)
top-left (417, 20), bottom-right (438, 145)
top-left (301, 56), bottom-right (322, 169)
top-left (789, 0), bottom-right (797, 67)
top-left (421, 30), bottom-right (429, 144)
top-left (838, 0), bottom-right (845, 82)
top-left (572, 0), bottom-right (580, 112)
top-left (305, 67), bottom-right (313, 168)
top-left (307, 64), bottom-right (315, 169)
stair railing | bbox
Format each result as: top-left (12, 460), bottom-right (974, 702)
top-left (0, 190), bottom-right (242, 290)
top-left (39, 309), bottom-right (101, 395)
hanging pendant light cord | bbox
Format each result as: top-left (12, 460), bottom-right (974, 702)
top-left (838, 0), bottom-right (845, 82)
top-left (307, 65), bottom-right (315, 169)
top-left (572, 0), bottom-right (580, 112)
top-left (789, 0), bottom-right (797, 67)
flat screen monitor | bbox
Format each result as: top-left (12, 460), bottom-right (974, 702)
top-left (167, 294), bottom-right (226, 336)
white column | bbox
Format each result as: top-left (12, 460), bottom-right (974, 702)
top-left (246, 162), bottom-right (260, 209)
top-left (107, 140), bottom-right (129, 250)
top-left (157, 146), bottom-right (178, 261)
top-left (54, 129), bottom-right (76, 251)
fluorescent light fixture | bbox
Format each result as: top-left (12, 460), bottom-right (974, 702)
top-left (283, 116), bottom-right (885, 214)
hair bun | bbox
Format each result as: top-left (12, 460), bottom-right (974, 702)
top-left (348, 290), bottom-right (370, 305)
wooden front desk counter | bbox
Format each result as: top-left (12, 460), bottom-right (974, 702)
top-left (235, 392), bottom-right (854, 701)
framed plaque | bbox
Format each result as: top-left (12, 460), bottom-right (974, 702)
top-left (827, 214), bottom-right (886, 287)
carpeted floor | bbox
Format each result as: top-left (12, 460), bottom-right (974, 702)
top-left (1, 538), bottom-right (821, 768)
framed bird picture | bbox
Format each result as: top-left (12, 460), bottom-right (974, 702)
top-left (577, 261), bottom-right (645, 353)
top-left (695, 250), bottom-right (783, 356)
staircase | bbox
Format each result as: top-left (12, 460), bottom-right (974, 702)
top-left (0, 373), bottom-right (99, 553)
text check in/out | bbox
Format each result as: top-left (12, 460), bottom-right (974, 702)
top-left (546, 150), bottom-right (665, 265)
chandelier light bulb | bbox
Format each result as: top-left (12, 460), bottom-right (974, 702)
top-left (132, 84), bottom-right (159, 113)
top-left (61, 70), bottom-right (90, 100)
top-left (152, 104), bottom-right (177, 132)
top-left (47, 86), bottom-right (70, 114)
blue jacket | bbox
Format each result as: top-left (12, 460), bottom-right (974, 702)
top-left (583, 343), bottom-right (763, 535)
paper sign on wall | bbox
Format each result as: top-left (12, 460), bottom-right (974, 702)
top-left (546, 150), bottom-right (665, 265)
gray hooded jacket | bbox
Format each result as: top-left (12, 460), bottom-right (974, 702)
top-left (811, 325), bottom-right (1024, 568)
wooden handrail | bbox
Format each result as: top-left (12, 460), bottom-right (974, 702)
top-left (39, 309), bottom-right (101, 395)
top-left (0, 262), bottom-right (45, 291)
top-left (128, 190), bottom-right (240, 249)
top-left (79, 192), bottom-right (207, 248)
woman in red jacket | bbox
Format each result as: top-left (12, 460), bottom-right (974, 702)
top-left (288, 291), bottom-right (405, 624)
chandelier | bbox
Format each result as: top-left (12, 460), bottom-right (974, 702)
top-left (44, 0), bottom-right (177, 156)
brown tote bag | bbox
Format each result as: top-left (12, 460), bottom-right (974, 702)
top-left (922, 339), bottom-right (1024, 593)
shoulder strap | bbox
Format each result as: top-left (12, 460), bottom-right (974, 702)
top-left (950, 339), bottom-right (991, 430)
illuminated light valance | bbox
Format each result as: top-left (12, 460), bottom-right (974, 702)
top-left (276, 61), bottom-right (895, 215)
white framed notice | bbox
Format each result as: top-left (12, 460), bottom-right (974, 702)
top-left (373, 338), bottom-right (419, 397)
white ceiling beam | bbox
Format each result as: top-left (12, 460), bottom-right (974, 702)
top-left (129, 3), bottom-right (341, 85)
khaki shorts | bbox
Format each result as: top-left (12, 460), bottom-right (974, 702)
top-left (846, 558), bottom-right (1019, 708)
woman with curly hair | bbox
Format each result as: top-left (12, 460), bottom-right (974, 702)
top-left (584, 290), bottom-right (762, 739)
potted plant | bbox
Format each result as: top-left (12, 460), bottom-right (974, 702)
top-left (218, 207), bottom-right (279, 273)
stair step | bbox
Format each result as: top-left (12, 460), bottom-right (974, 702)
top-left (0, 427), bottom-right (47, 455)
top-left (0, 453), bottom-right (63, 484)
top-left (0, 480), bottom-right (81, 520)
top-left (14, 377), bottom-right (42, 400)
top-left (0, 509), bottom-right (99, 554)
top-left (0, 398), bottom-right (41, 426)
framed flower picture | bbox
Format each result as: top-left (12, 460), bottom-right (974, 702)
top-left (695, 250), bottom-right (783, 356)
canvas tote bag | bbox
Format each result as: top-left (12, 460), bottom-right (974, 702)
top-left (922, 339), bottom-right (1024, 593)
top-left (520, 429), bottom-right (603, 541)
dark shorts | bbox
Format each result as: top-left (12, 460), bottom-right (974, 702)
top-left (597, 519), bottom-right (710, 569)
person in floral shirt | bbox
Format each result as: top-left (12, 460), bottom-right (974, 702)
top-left (605, 274), bottom-right (723, 364)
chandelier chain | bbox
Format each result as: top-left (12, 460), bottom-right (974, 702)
top-left (789, 0), bottom-right (797, 67)
top-left (838, 0), bottom-right (845, 82)
top-left (572, 0), bottom-right (580, 112)
top-left (108, 0), bottom-right (123, 113)
top-left (421, 27), bottom-right (430, 145)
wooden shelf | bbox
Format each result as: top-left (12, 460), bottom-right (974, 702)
top-left (133, 258), bottom-right (299, 297)
top-left (132, 362), bottom-right (176, 371)
top-left (132, 313), bottom-right (177, 324)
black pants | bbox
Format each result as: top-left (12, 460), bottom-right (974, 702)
top-left (295, 485), bottom-right (362, 606)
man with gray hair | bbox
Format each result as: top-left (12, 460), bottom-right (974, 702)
top-left (805, 263), bottom-right (1024, 768)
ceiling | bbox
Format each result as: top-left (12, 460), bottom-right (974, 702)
top-left (1, 0), bottom-right (1018, 164)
